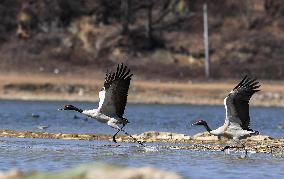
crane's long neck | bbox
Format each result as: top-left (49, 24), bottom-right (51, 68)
top-left (72, 106), bottom-right (83, 113)
top-left (203, 121), bottom-right (212, 132)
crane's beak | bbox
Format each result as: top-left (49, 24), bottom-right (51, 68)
top-left (192, 121), bottom-right (199, 126)
top-left (191, 119), bottom-right (204, 126)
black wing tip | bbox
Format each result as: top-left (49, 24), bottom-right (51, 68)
top-left (117, 63), bottom-right (133, 79)
top-left (234, 75), bottom-right (261, 91)
top-left (242, 75), bottom-right (248, 81)
top-left (104, 63), bottom-right (133, 87)
top-left (233, 75), bottom-right (247, 90)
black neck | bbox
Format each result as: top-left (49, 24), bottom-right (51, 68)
top-left (73, 106), bottom-right (83, 113)
top-left (203, 122), bottom-right (212, 132)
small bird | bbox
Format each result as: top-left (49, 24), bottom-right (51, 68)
top-left (192, 75), bottom-right (260, 153)
top-left (31, 113), bottom-right (40, 118)
top-left (59, 63), bottom-right (144, 146)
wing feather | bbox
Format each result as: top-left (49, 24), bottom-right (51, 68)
top-left (98, 63), bottom-right (132, 118)
top-left (225, 76), bottom-right (260, 130)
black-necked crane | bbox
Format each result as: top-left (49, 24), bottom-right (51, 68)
top-left (59, 63), bottom-right (144, 146)
top-left (192, 75), bottom-right (260, 152)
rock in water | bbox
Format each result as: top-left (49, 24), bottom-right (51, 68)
top-left (1, 163), bottom-right (182, 179)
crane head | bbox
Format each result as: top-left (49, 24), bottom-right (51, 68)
top-left (192, 119), bottom-right (207, 126)
top-left (58, 105), bottom-right (76, 111)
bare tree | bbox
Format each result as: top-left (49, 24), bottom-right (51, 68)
top-left (121, 0), bottom-right (130, 35)
top-left (146, 0), bottom-right (153, 45)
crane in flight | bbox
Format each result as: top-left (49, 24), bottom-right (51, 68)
top-left (59, 63), bottom-right (144, 146)
top-left (192, 75), bottom-right (260, 153)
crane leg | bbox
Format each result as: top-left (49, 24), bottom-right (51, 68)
top-left (112, 124), bottom-right (125, 143)
top-left (120, 128), bottom-right (146, 147)
top-left (107, 120), bottom-right (145, 146)
top-left (221, 143), bottom-right (248, 156)
top-left (241, 143), bottom-right (248, 156)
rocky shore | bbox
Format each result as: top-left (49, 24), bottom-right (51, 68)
top-left (0, 130), bottom-right (283, 155)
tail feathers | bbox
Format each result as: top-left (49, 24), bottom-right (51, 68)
top-left (121, 118), bottom-right (130, 125)
top-left (253, 131), bottom-right (259, 135)
top-left (246, 128), bottom-right (259, 135)
top-left (249, 130), bottom-right (259, 135)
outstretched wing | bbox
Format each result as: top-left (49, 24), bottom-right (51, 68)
top-left (98, 63), bottom-right (133, 118)
top-left (224, 75), bottom-right (260, 130)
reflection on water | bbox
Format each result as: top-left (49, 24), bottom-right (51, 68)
top-left (0, 100), bottom-right (283, 178)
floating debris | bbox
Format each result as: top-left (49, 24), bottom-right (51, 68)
top-left (37, 125), bottom-right (49, 130)
top-left (277, 124), bottom-right (284, 129)
top-left (144, 146), bottom-right (159, 152)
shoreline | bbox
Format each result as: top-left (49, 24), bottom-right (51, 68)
top-left (0, 93), bottom-right (284, 108)
top-left (0, 72), bottom-right (284, 107)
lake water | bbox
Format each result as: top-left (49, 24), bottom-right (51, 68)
top-left (0, 100), bottom-right (283, 178)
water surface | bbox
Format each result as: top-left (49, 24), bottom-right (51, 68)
top-left (0, 100), bottom-right (283, 178)
top-left (0, 100), bottom-right (283, 137)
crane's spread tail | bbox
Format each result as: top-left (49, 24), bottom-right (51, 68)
top-left (252, 130), bottom-right (259, 135)
top-left (121, 117), bottom-right (130, 125)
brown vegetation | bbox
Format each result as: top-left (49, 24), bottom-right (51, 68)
top-left (0, 0), bottom-right (284, 80)
top-left (0, 72), bottom-right (284, 106)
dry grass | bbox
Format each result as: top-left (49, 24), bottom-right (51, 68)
top-left (1, 72), bottom-right (284, 106)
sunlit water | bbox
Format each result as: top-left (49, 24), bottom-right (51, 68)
top-left (0, 100), bottom-right (283, 178)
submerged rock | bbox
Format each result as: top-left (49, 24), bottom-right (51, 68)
top-left (0, 169), bottom-right (22, 179)
top-left (192, 132), bottom-right (219, 141)
top-left (135, 131), bottom-right (191, 142)
top-left (192, 132), bottom-right (274, 142)
top-left (246, 135), bottom-right (274, 141)
top-left (0, 164), bottom-right (182, 179)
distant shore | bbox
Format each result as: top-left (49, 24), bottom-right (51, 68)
top-left (0, 72), bottom-right (284, 107)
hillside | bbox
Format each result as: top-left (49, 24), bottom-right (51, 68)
top-left (0, 0), bottom-right (284, 80)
